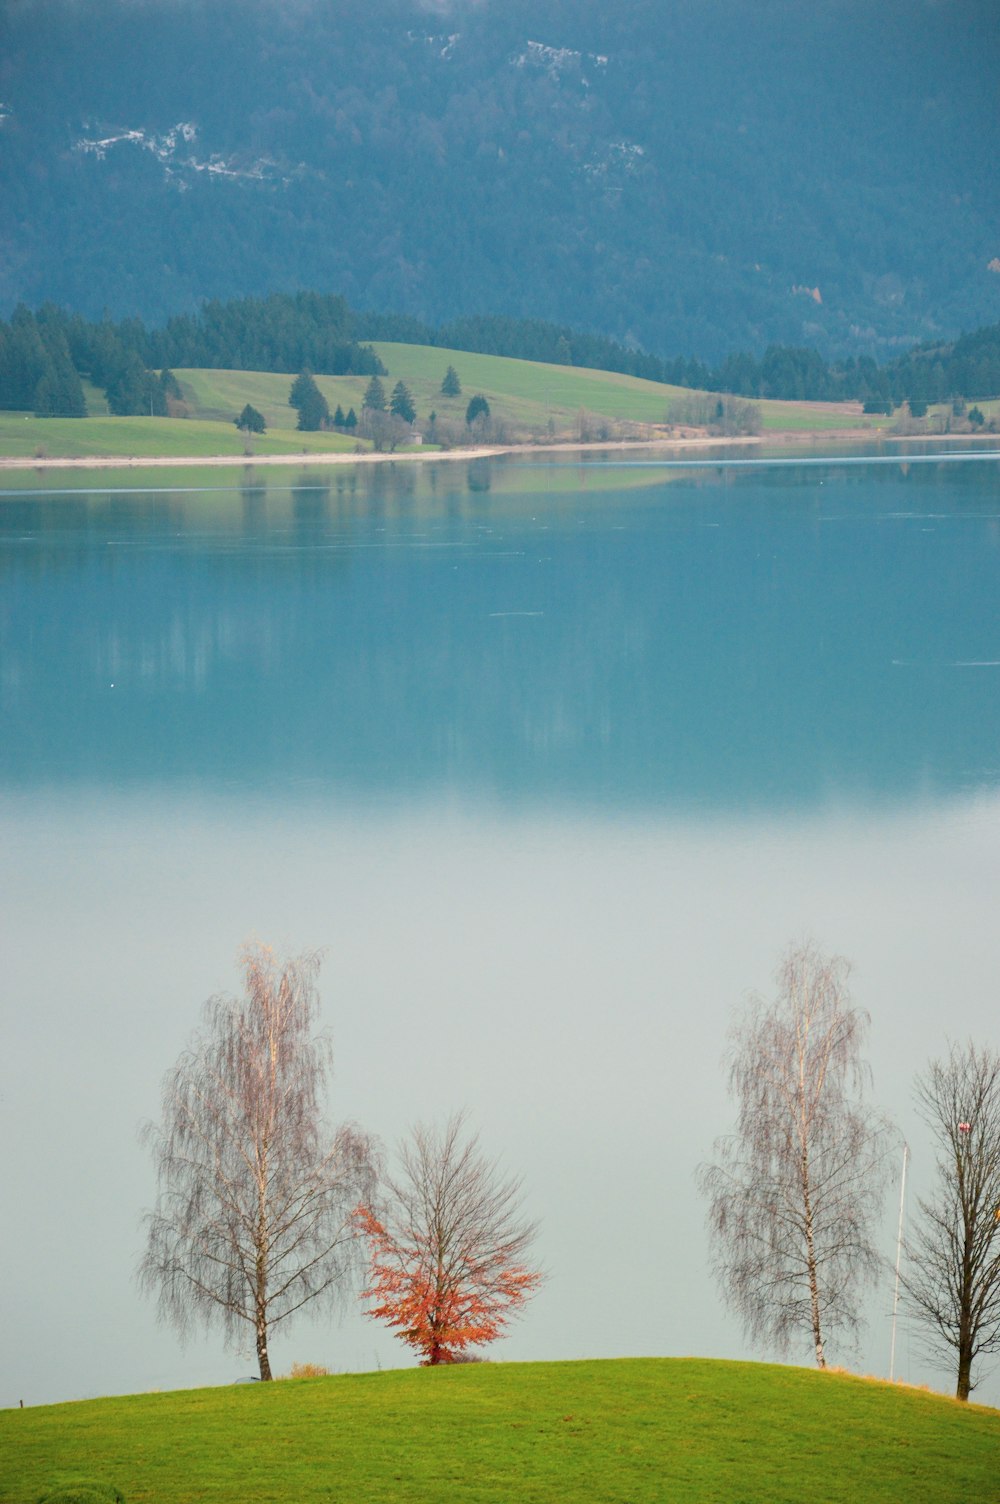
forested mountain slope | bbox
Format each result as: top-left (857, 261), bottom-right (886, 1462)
top-left (1, 0), bottom-right (998, 362)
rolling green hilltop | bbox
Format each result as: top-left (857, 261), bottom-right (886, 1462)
top-left (0, 340), bottom-right (918, 465)
top-left (3, 1359), bottom-right (997, 1504)
top-left (4, 295), bottom-right (1000, 430)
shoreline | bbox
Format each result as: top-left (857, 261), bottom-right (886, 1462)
top-left (0, 428), bottom-right (996, 473)
top-left (0, 433), bottom-right (774, 473)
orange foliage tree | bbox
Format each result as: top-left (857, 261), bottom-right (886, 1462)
top-left (356, 1113), bottom-right (541, 1365)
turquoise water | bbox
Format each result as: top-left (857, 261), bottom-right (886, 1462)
top-left (3, 449), bottom-right (1000, 805)
top-left (3, 447), bottom-right (1000, 1404)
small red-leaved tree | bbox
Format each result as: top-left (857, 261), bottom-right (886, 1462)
top-left (357, 1113), bottom-right (541, 1365)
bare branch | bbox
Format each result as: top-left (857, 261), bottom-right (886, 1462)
top-left (358, 1111), bottom-right (542, 1365)
top-left (698, 939), bottom-right (894, 1367)
top-left (138, 942), bottom-right (378, 1380)
top-left (902, 1041), bottom-right (1000, 1400)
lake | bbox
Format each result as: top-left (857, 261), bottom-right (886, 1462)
top-left (3, 443), bottom-right (1000, 1405)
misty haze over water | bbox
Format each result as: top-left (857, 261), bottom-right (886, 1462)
top-left (3, 446), bottom-right (1000, 1405)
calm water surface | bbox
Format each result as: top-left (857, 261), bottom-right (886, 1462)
top-left (3, 446), bottom-right (1000, 1403)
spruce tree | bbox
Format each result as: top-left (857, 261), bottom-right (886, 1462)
top-left (235, 403), bottom-right (266, 434)
top-left (289, 370), bottom-right (329, 431)
top-left (289, 369), bottom-right (316, 410)
top-left (106, 353), bottom-right (166, 415)
top-left (390, 380), bottom-right (416, 424)
top-left (160, 369), bottom-right (183, 401)
top-left (363, 376), bottom-right (387, 412)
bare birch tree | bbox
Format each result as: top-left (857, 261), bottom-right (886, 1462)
top-left (699, 940), bottom-right (893, 1367)
top-left (903, 1042), bottom-right (1000, 1401)
top-left (139, 943), bottom-right (378, 1380)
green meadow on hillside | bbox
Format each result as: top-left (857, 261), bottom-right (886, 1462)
top-left (371, 342), bottom-right (691, 427)
top-left (332, 342), bottom-right (890, 435)
top-left (174, 346), bottom-right (695, 436)
top-left (0, 414), bottom-right (362, 463)
top-left (365, 344), bottom-right (895, 434)
top-left (2, 1359), bottom-right (996, 1504)
top-left (0, 343), bottom-right (904, 465)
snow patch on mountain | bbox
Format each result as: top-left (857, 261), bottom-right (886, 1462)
top-left (76, 121), bottom-right (197, 162)
top-left (407, 30), bottom-right (460, 58)
top-left (512, 41), bottom-right (609, 81)
top-left (73, 121), bottom-right (291, 184)
top-left (583, 140), bottom-right (646, 180)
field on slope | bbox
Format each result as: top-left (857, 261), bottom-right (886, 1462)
top-left (173, 346), bottom-right (699, 435)
top-left (0, 344), bottom-right (895, 464)
top-left (0, 414), bottom-right (363, 462)
top-left (177, 344), bottom-right (903, 440)
top-left (371, 342), bottom-right (690, 428)
top-left (370, 344), bottom-right (888, 435)
top-left (3, 1358), bottom-right (997, 1504)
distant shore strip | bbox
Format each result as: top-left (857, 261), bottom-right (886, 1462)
top-left (0, 429), bottom-right (995, 473)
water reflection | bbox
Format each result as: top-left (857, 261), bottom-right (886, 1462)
top-left (3, 451), bottom-right (1000, 1406)
top-left (2, 455), bottom-right (999, 805)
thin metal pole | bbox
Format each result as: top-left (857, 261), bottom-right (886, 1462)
top-left (889, 1141), bottom-right (909, 1382)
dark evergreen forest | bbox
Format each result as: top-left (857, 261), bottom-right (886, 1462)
top-left (0, 295), bottom-right (384, 416)
top-left (1, 0), bottom-right (998, 365)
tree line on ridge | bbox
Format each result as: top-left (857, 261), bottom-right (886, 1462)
top-left (2, 292), bottom-right (999, 420)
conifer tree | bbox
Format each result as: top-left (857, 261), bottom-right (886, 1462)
top-left (235, 403), bottom-right (266, 434)
top-left (363, 376), bottom-right (387, 412)
top-left (390, 380), bottom-right (416, 424)
top-left (465, 393), bottom-right (490, 426)
top-left (289, 370), bottom-right (329, 431)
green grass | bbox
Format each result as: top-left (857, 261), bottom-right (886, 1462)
top-left (757, 399), bottom-right (890, 433)
top-left (0, 413), bottom-right (365, 461)
top-left (2, 1358), bottom-right (996, 1504)
top-left (165, 350), bottom-right (687, 433)
top-left (370, 344), bottom-right (888, 434)
top-left (173, 369), bottom-right (343, 431)
top-left (175, 349), bottom-right (884, 437)
top-left (1, 345), bottom-right (967, 469)
top-left (371, 342), bottom-right (691, 426)
top-left (80, 380), bottom-right (110, 416)
top-left (940, 397), bottom-right (999, 424)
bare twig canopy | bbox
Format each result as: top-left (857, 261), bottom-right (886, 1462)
top-left (903, 1041), bottom-right (1000, 1400)
top-left (699, 940), bottom-right (893, 1367)
top-left (138, 943), bottom-right (378, 1380)
top-left (358, 1112), bottom-right (541, 1365)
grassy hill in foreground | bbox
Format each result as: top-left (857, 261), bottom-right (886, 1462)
top-left (3, 1358), bottom-right (997, 1504)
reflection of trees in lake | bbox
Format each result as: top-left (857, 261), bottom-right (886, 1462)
top-left (240, 472), bottom-right (268, 533)
top-left (3, 461), bottom-right (1000, 804)
top-left (467, 459), bottom-right (491, 494)
top-left (293, 482), bottom-right (331, 529)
